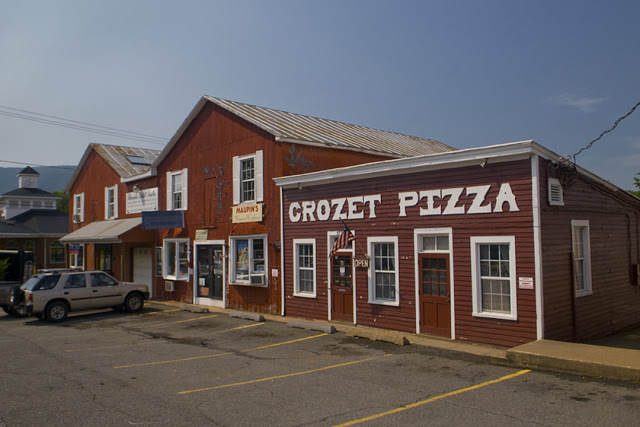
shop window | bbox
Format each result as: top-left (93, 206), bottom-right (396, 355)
top-left (230, 235), bottom-right (267, 286)
top-left (70, 244), bottom-right (84, 269)
top-left (73, 193), bottom-right (84, 223)
top-left (166, 169), bottom-right (188, 211)
top-left (155, 246), bottom-right (163, 277)
top-left (368, 236), bottom-right (399, 305)
top-left (293, 239), bottom-right (316, 297)
top-left (571, 220), bottom-right (592, 297)
top-left (163, 239), bottom-right (190, 281)
top-left (95, 244), bottom-right (112, 273)
top-left (471, 236), bottom-right (517, 320)
top-left (104, 185), bottom-right (118, 219)
top-left (232, 151), bottom-right (263, 205)
top-left (50, 241), bottom-right (65, 264)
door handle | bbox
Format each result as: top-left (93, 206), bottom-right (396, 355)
top-left (93, 290), bottom-right (98, 293)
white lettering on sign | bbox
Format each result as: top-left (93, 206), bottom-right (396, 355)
top-left (288, 184), bottom-right (518, 223)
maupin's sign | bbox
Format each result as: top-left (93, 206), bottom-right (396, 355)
top-left (288, 183), bottom-right (519, 223)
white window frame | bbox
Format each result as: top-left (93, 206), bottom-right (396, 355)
top-left (470, 236), bottom-right (517, 320)
top-left (166, 169), bottom-right (188, 211)
top-left (293, 239), bottom-right (316, 298)
top-left (229, 234), bottom-right (268, 287)
top-left (232, 151), bottom-right (263, 205)
top-left (73, 193), bottom-right (84, 223)
top-left (367, 236), bottom-right (399, 306)
top-left (571, 220), bottom-right (592, 297)
top-left (69, 244), bottom-right (85, 269)
top-left (163, 238), bottom-right (190, 281)
top-left (104, 185), bottom-right (118, 220)
top-left (548, 178), bottom-right (564, 206)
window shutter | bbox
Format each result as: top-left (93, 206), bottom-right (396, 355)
top-left (182, 168), bottom-right (188, 211)
top-left (104, 187), bottom-right (109, 219)
top-left (166, 171), bottom-right (172, 210)
top-left (80, 193), bottom-right (85, 222)
top-left (255, 150), bottom-right (264, 202)
top-left (548, 178), bottom-right (564, 206)
top-left (232, 156), bottom-right (240, 205)
top-left (113, 185), bottom-right (118, 219)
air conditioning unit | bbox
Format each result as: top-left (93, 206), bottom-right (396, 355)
top-left (165, 280), bottom-right (175, 292)
top-left (250, 274), bottom-right (265, 286)
top-left (72, 214), bottom-right (81, 223)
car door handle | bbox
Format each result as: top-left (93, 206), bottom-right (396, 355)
top-left (93, 290), bottom-right (98, 293)
top-left (64, 292), bottom-right (69, 295)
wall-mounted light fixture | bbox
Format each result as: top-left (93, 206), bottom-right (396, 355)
top-left (480, 158), bottom-right (488, 168)
top-left (133, 184), bottom-right (141, 193)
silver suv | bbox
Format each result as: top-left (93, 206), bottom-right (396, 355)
top-left (20, 271), bottom-right (150, 322)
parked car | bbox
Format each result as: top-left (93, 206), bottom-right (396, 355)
top-left (0, 284), bottom-right (28, 317)
top-left (18, 270), bottom-right (150, 322)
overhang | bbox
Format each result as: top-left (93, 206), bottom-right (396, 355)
top-left (60, 218), bottom-right (143, 244)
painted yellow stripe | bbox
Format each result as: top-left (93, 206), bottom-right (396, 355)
top-left (113, 332), bottom-right (327, 369)
top-left (67, 344), bottom-right (134, 352)
top-left (179, 356), bottom-right (378, 395)
top-left (207, 323), bottom-right (264, 335)
top-left (333, 369), bottom-right (531, 427)
top-left (143, 314), bottom-right (218, 327)
top-left (139, 308), bottom-right (181, 316)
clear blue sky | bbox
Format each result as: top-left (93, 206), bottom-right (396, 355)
top-left (1, 0), bottom-right (639, 190)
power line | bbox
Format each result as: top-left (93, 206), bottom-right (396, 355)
top-left (0, 159), bottom-right (77, 171)
top-left (0, 105), bottom-right (169, 146)
top-left (572, 99), bottom-right (640, 160)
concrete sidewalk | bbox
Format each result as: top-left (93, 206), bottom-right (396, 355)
top-left (153, 301), bottom-right (640, 382)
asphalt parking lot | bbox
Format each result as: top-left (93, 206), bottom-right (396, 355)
top-left (1, 302), bottom-right (638, 426)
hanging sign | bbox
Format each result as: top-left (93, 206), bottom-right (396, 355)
top-left (354, 258), bottom-right (369, 268)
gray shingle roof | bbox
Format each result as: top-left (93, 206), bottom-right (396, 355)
top-left (1, 188), bottom-right (59, 198)
top-left (0, 209), bottom-right (68, 236)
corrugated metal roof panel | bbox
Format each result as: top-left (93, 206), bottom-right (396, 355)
top-left (204, 96), bottom-right (454, 157)
top-left (91, 144), bottom-right (161, 179)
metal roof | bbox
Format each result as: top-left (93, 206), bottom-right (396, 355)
top-left (60, 218), bottom-right (142, 244)
top-left (91, 144), bottom-right (161, 179)
top-left (204, 96), bottom-right (455, 157)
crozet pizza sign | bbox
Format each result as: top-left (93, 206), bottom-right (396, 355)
top-left (288, 183), bottom-right (519, 223)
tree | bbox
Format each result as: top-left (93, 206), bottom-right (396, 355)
top-left (54, 191), bottom-right (69, 213)
top-left (628, 173), bottom-right (640, 198)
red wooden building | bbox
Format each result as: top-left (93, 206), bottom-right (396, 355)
top-left (276, 140), bottom-right (640, 347)
top-left (143, 96), bottom-right (453, 315)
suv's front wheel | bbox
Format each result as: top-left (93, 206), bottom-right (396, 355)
top-left (124, 293), bottom-right (144, 313)
top-left (45, 301), bottom-right (69, 322)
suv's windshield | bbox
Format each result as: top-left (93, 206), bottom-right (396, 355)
top-left (21, 275), bottom-right (61, 291)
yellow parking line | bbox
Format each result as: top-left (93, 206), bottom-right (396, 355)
top-left (143, 314), bottom-right (218, 327)
top-left (113, 332), bottom-right (327, 369)
top-left (207, 323), bottom-right (264, 335)
top-left (333, 369), bottom-right (531, 426)
top-left (67, 344), bottom-right (134, 352)
top-left (139, 308), bottom-right (182, 316)
top-left (179, 356), bottom-right (379, 395)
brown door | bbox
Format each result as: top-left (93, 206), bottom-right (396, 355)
top-left (331, 255), bottom-right (353, 322)
top-left (419, 254), bottom-right (451, 337)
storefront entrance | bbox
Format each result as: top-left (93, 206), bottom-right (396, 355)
top-left (194, 242), bottom-right (225, 307)
top-left (419, 253), bottom-right (451, 337)
top-left (331, 254), bottom-right (353, 322)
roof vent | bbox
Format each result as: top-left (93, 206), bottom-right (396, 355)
top-left (548, 178), bottom-right (564, 206)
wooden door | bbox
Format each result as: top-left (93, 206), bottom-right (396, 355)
top-left (419, 254), bottom-right (451, 337)
top-left (331, 255), bottom-right (353, 322)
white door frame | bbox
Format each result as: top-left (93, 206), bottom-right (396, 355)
top-left (193, 240), bottom-right (226, 308)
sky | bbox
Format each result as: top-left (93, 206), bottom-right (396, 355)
top-left (1, 0), bottom-right (639, 190)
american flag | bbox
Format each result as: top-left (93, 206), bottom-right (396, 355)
top-left (329, 225), bottom-right (355, 257)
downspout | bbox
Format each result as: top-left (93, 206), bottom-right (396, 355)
top-left (531, 155), bottom-right (544, 340)
top-left (280, 186), bottom-right (285, 317)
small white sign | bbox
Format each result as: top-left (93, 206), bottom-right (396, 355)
top-left (271, 269), bottom-right (279, 278)
top-left (519, 277), bottom-right (534, 289)
top-left (353, 258), bottom-right (370, 268)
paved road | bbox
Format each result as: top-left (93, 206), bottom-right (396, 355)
top-left (0, 302), bottom-right (638, 426)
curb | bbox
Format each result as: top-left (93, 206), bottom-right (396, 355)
top-left (229, 310), bottom-right (265, 322)
top-left (288, 319), bottom-right (336, 334)
top-left (347, 326), bottom-right (410, 346)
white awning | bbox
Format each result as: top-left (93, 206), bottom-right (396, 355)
top-left (60, 218), bottom-right (142, 244)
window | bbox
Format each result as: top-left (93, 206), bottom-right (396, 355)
top-left (293, 239), bottom-right (316, 297)
top-left (73, 193), bottom-right (84, 223)
top-left (421, 235), bottom-right (450, 252)
top-left (5, 240), bottom-right (18, 250)
top-left (24, 240), bottom-right (35, 251)
top-left (232, 151), bottom-right (263, 205)
top-left (155, 246), bottom-right (163, 277)
top-left (471, 236), bottom-right (517, 320)
top-left (70, 244), bottom-right (84, 269)
top-left (64, 273), bottom-right (86, 289)
top-left (91, 272), bottom-right (117, 287)
top-left (230, 235), bottom-right (267, 286)
top-left (96, 244), bottom-right (112, 273)
top-left (126, 155), bottom-right (151, 166)
top-left (548, 178), bottom-right (564, 206)
top-left (368, 236), bottom-right (399, 305)
top-left (50, 241), bottom-right (65, 264)
top-left (104, 185), bottom-right (118, 219)
top-left (166, 169), bottom-right (188, 211)
top-left (163, 239), bottom-right (190, 281)
top-left (572, 220), bottom-right (592, 297)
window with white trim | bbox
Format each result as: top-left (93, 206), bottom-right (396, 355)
top-left (163, 239), bottom-right (190, 281)
top-left (368, 236), bottom-right (399, 305)
top-left (229, 235), bottom-right (267, 286)
top-left (293, 239), bottom-right (316, 297)
top-left (232, 151), bottom-right (263, 205)
top-left (69, 244), bottom-right (84, 269)
top-left (73, 193), bottom-right (84, 223)
top-left (471, 236), bottom-right (517, 320)
top-left (166, 169), bottom-right (188, 211)
top-left (571, 220), bottom-right (592, 297)
top-left (105, 185), bottom-right (118, 219)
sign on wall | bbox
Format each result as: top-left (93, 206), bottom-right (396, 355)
top-left (232, 203), bottom-right (263, 223)
top-left (126, 188), bottom-right (159, 214)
